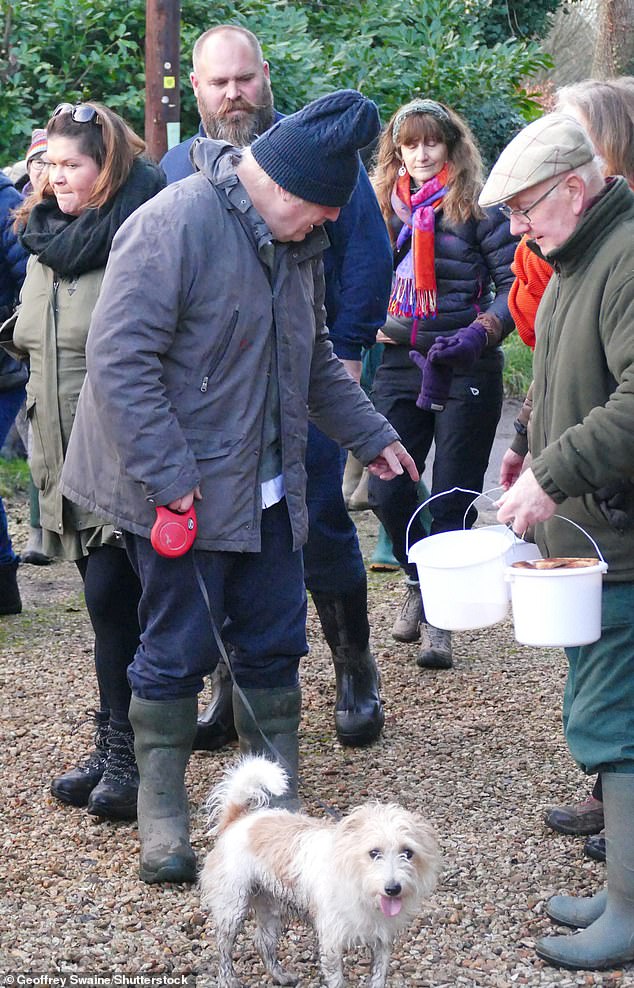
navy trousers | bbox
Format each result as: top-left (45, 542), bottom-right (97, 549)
top-left (369, 349), bottom-right (503, 581)
top-left (125, 500), bottom-right (308, 700)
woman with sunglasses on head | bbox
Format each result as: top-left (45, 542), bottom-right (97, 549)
top-left (368, 99), bottom-right (515, 671)
top-left (11, 101), bottom-right (165, 820)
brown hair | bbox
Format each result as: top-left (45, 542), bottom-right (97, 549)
top-left (14, 101), bottom-right (145, 229)
top-left (371, 100), bottom-right (484, 238)
top-left (555, 79), bottom-right (634, 186)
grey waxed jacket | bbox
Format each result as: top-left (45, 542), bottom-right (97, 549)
top-left (60, 140), bottom-right (399, 551)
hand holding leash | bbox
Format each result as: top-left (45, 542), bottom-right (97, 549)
top-left (151, 487), bottom-right (201, 557)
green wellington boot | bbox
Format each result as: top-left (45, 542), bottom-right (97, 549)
top-left (129, 695), bottom-right (198, 884)
top-left (233, 684), bottom-right (301, 811)
top-left (536, 773), bottom-right (634, 970)
top-left (546, 890), bottom-right (607, 929)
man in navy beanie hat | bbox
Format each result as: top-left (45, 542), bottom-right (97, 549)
top-left (61, 84), bottom-right (417, 885)
top-left (161, 25), bottom-right (394, 760)
top-left (250, 89), bottom-right (379, 207)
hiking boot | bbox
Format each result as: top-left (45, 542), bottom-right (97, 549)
top-left (544, 795), bottom-right (604, 836)
top-left (87, 725), bottom-right (139, 821)
top-left (392, 583), bottom-right (423, 642)
top-left (417, 625), bottom-right (453, 669)
top-left (51, 711), bottom-right (108, 807)
top-left (584, 829), bottom-right (606, 863)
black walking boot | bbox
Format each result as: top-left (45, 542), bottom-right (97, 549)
top-left (311, 586), bottom-right (384, 747)
top-left (0, 558), bottom-right (21, 615)
top-left (87, 724), bottom-right (139, 821)
top-left (51, 710), bottom-right (109, 806)
top-left (192, 659), bottom-right (237, 752)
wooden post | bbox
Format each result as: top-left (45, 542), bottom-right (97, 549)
top-left (145, 0), bottom-right (181, 162)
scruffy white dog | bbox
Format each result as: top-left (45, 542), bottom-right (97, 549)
top-left (200, 755), bottom-right (442, 988)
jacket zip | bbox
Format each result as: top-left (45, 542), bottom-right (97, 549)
top-left (200, 308), bottom-right (240, 392)
top-left (542, 266), bottom-right (561, 452)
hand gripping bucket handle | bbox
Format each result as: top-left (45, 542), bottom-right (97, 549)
top-left (405, 485), bottom-right (504, 556)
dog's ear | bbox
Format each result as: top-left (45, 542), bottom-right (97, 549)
top-left (402, 812), bottom-right (443, 879)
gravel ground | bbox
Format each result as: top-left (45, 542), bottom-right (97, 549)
top-left (1, 489), bottom-right (630, 987)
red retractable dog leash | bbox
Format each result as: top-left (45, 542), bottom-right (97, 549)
top-left (150, 504), bottom-right (198, 558)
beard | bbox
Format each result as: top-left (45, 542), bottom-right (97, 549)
top-left (199, 77), bottom-right (275, 146)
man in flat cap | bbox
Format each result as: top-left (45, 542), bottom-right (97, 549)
top-left (482, 112), bottom-right (634, 971)
top-left (60, 90), bottom-right (418, 884)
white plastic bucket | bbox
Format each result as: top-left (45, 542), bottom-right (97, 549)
top-left (505, 517), bottom-right (608, 647)
top-left (406, 487), bottom-right (518, 631)
top-left (485, 524), bottom-right (542, 596)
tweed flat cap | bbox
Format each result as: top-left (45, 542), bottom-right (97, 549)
top-left (251, 89), bottom-right (380, 207)
top-left (479, 113), bottom-right (595, 207)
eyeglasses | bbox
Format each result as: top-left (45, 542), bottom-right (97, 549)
top-left (52, 103), bottom-right (101, 125)
top-left (499, 179), bottom-right (563, 222)
top-left (28, 159), bottom-right (48, 172)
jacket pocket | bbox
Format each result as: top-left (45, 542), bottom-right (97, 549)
top-left (200, 309), bottom-right (240, 393)
top-left (182, 425), bottom-right (243, 460)
top-left (25, 396), bottom-right (50, 492)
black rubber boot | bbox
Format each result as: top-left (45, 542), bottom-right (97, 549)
top-left (311, 586), bottom-right (384, 747)
top-left (192, 660), bottom-right (237, 752)
top-left (51, 711), bottom-right (109, 807)
top-left (233, 684), bottom-right (301, 811)
top-left (86, 724), bottom-right (139, 821)
top-left (129, 695), bottom-right (198, 884)
top-left (0, 558), bottom-right (21, 615)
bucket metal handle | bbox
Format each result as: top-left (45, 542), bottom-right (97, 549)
top-left (406, 486), bottom-right (502, 556)
top-left (550, 514), bottom-right (606, 564)
top-left (461, 484), bottom-right (514, 533)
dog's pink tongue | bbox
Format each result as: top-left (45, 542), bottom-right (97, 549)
top-left (380, 895), bottom-right (402, 917)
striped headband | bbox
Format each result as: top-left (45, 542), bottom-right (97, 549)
top-left (392, 99), bottom-right (459, 147)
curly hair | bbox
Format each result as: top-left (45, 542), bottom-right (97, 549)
top-left (14, 101), bottom-right (145, 230)
top-left (371, 100), bottom-right (484, 239)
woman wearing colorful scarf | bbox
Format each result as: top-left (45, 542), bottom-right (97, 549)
top-left (368, 98), bottom-right (516, 670)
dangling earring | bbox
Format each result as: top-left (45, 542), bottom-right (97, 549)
top-left (398, 164), bottom-right (407, 177)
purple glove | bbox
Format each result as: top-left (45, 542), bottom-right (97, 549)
top-left (409, 350), bottom-right (453, 412)
top-left (427, 321), bottom-right (487, 371)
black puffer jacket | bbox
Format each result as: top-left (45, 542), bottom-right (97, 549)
top-left (382, 205), bottom-right (516, 360)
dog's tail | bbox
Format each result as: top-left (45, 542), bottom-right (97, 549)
top-left (205, 754), bottom-right (288, 834)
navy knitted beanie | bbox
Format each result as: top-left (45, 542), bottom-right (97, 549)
top-left (251, 89), bottom-right (380, 207)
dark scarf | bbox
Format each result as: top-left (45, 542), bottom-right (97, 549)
top-left (20, 157), bottom-right (165, 277)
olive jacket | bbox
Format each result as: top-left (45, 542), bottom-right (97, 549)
top-left (530, 177), bottom-right (634, 580)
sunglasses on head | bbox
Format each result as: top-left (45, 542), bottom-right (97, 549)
top-left (52, 103), bottom-right (101, 125)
